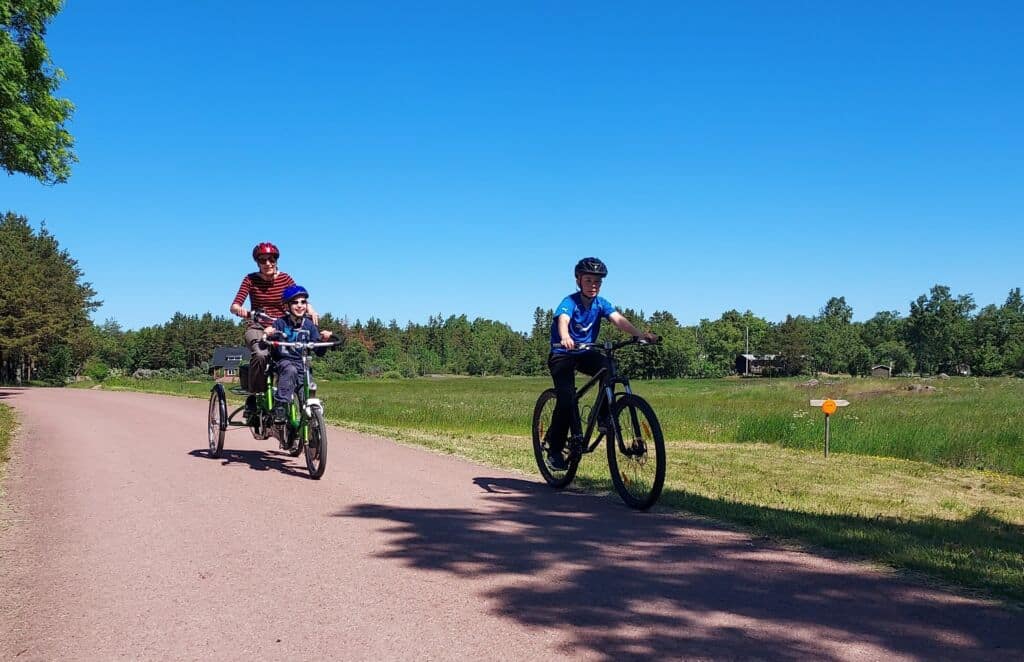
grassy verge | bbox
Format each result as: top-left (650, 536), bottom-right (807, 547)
top-left (0, 403), bottom-right (14, 465)
top-left (83, 375), bottom-right (1024, 602)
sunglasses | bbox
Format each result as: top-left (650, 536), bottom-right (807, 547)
top-left (290, 299), bottom-right (308, 305)
top-left (257, 256), bottom-right (277, 264)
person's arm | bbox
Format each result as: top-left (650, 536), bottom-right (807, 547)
top-left (230, 276), bottom-right (251, 320)
top-left (557, 314), bottom-right (575, 350)
top-left (608, 311), bottom-right (658, 342)
top-left (265, 318), bottom-right (284, 339)
top-left (307, 302), bottom-right (319, 326)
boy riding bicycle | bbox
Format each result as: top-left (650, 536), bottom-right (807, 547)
top-left (263, 285), bottom-right (333, 423)
top-left (546, 257), bottom-right (658, 469)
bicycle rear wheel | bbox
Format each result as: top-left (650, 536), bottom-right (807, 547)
top-left (532, 388), bottom-right (579, 488)
top-left (304, 406), bottom-right (327, 479)
top-left (207, 386), bottom-right (226, 458)
top-left (607, 394), bottom-right (665, 510)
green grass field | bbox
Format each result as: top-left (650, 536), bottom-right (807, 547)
top-left (84, 375), bottom-right (1024, 602)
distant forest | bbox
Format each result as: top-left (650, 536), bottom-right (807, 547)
top-left (3, 212), bottom-right (1022, 383)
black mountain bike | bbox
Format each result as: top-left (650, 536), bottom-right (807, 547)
top-left (532, 337), bottom-right (666, 510)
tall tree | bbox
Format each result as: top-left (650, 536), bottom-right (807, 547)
top-left (905, 285), bottom-right (976, 374)
top-left (813, 296), bottom-right (868, 374)
top-left (1, 0), bottom-right (76, 183)
top-left (0, 212), bottom-right (97, 382)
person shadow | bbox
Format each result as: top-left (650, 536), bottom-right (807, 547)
top-left (334, 476), bottom-right (1024, 661)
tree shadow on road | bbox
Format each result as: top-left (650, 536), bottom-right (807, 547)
top-left (186, 448), bottom-right (308, 478)
top-left (334, 477), bottom-right (1023, 661)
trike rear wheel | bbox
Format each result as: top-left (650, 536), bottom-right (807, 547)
top-left (207, 387), bottom-right (226, 458)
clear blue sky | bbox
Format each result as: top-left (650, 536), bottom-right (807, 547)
top-left (3, 1), bottom-right (1022, 332)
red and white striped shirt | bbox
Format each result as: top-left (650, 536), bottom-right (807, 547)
top-left (232, 271), bottom-right (296, 320)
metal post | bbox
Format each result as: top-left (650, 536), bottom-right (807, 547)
top-left (824, 414), bottom-right (830, 458)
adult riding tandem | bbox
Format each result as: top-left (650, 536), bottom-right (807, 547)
top-left (209, 285), bottom-right (339, 479)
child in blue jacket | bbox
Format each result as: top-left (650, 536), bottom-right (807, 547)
top-left (263, 285), bottom-right (333, 422)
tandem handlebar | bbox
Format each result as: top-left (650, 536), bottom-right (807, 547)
top-left (264, 339), bottom-right (341, 351)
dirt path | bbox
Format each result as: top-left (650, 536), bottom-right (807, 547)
top-left (1, 387), bottom-right (1021, 661)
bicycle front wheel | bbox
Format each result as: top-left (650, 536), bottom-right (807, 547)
top-left (532, 388), bottom-right (579, 488)
top-left (607, 394), bottom-right (665, 510)
top-left (304, 406), bottom-right (327, 479)
top-left (207, 387), bottom-right (226, 458)
top-left (286, 393), bottom-right (303, 456)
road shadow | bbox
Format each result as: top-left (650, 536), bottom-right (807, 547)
top-left (0, 387), bottom-right (29, 399)
top-left (334, 476), bottom-right (1023, 661)
top-left (187, 448), bottom-right (308, 478)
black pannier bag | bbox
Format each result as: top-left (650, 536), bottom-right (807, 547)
top-left (239, 363), bottom-right (250, 392)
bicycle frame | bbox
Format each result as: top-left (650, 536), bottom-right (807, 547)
top-left (564, 339), bottom-right (640, 453)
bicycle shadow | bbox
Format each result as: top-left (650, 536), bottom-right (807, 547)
top-left (186, 447), bottom-right (308, 478)
top-left (334, 476), bottom-right (1023, 661)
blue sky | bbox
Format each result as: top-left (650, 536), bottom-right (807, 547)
top-left (3, 1), bottom-right (1022, 332)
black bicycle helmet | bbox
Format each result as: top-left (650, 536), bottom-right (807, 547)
top-left (574, 257), bottom-right (608, 278)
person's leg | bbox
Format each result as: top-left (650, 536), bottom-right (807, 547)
top-left (244, 325), bottom-right (270, 392)
top-left (274, 361), bottom-right (299, 421)
top-left (546, 352), bottom-right (580, 453)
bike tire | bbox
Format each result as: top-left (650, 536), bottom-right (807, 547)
top-left (304, 406), bottom-right (327, 479)
top-left (207, 386), bottom-right (226, 458)
top-left (532, 388), bottom-right (579, 488)
top-left (607, 394), bottom-right (665, 510)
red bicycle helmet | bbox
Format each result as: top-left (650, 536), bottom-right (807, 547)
top-left (252, 242), bottom-right (280, 262)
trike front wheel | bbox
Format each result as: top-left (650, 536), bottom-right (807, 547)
top-left (305, 406), bottom-right (327, 479)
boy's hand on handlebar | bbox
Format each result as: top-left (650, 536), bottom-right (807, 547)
top-left (263, 325), bottom-right (276, 337)
top-left (559, 336), bottom-right (576, 351)
top-left (320, 330), bottom-right (333, 340)
top-left (639, 332), bottom-right (660, 344)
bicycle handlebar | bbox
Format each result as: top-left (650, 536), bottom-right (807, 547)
top-left (551, 336), bottom-right (661, 352)
top-left (249, 310), bottom-right (277, 325)
top-left (265, 339), bottom-right (341, 350)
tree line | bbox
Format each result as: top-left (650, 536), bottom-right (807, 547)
top-left (3, 212), bottom-right (1022, 384)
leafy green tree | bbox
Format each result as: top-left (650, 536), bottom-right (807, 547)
top-left (772, 314), bottom-right (814, 375)
top-left (873, 340), bottom-right (915, 374)
top-left (905, 285), bottom-right (976, 374)
top-left (696, 310), bottom-right (770, 374)
top-left (808, 296), bottom-right (872, 375)
top-left (860, 310), bottom-right (904, 349)
top-left (1, 0), bottom-right (76, 183)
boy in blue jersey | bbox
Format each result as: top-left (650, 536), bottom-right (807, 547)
top-left (263, 285), bottom-right (334, 423)
top-left (545, 257), bottom-right (658, 469)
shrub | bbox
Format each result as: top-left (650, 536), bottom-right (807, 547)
top-left (83, 358), bottom-right (110, 382)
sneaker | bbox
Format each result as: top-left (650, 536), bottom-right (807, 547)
top-left (272, 404), bottom-right (287, 423)
top-left (546, 447), bottom-right (569, 471)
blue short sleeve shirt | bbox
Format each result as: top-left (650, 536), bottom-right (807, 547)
top-left (550, 293), bottom-right (616, 353)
